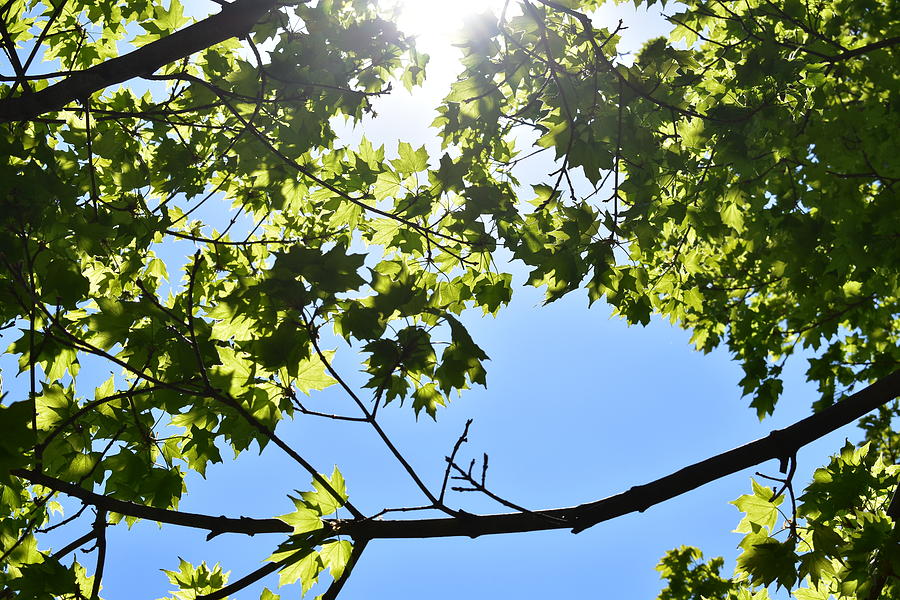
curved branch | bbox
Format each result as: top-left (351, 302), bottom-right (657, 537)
top-left (12, 371), bottom-right (899, 541)
top-left (340, 370), bottom-right (900, 538)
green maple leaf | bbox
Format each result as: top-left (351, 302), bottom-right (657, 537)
top-left (731, 479), bottom-right (783, 534)
top-left (298, 467), bottom-right (348, 517)
top-left (277, 507), bottom-right (323, 535)
top-left (735, 534), bottom-right (797, 590)
top-left (278, 549), bottom-right (322, 590)
top-left (295, 351), bottom-right (338, 395)
top-left (319, 540), bottom-right (353, 579)
top-left (391, 141), bottom-right (429, 173)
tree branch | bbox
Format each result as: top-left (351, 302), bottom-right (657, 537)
top-left (305, 317), bottom-right (452, 515)
top-left (12, 371), bottom-right (899, 541)
top-left (339, 370), bottom-right (900, 538)
top-left (50, 529), bottom-right (97, 561)
top-left (0, 0), bottom-right (279, 122)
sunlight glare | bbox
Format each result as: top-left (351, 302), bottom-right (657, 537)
top-left (392, 0), bottom-right (508, 50)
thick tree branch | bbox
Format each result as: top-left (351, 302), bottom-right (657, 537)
top-left (12, 371), bottom-right (899, 542)
top-left (338, 370), bottom-right (900, 538)
top-left (0, 0), bottom-right (278, 122)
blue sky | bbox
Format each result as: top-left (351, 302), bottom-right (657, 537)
top-left (0, 1), bottom-right (872, 599)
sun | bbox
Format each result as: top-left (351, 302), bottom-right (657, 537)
top-left (390, 0), bottom-right (508, 49)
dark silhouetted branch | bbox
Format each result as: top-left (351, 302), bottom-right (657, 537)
top-left (88, 509), bottom-right (107, 600)
top-left (0, 0), bottom-right (278, 122)
top-left (337, 370), bottom-right (900, 538)
top-left (13, 371), bottom-right (900, 542)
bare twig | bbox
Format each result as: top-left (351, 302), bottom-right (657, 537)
top-left (304, 317), bottom-right (455, 517)
top-left (448, 459), bottom-right (568, 525)
top-left (439, 420), bottom-right (473, 504)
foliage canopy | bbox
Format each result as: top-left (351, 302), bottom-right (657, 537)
top-left (0, 0), bottom-right (897, 598)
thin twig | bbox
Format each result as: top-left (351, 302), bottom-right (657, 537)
top-left (304, 317), bottom-right (456, 517)
top-left (448, 460), bottom-right (568, 525)
top-left (50, 529), bottom-right (97, 561)
top-left (439, 420), bottom-right (472, 504)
